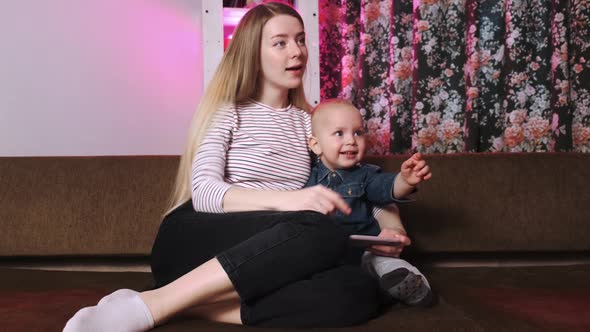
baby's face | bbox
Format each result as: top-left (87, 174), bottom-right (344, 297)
top-left (312, 104), bottom-right (366, 170)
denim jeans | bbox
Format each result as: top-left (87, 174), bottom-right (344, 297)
top-left (150, 201), bottom-right (380, 327)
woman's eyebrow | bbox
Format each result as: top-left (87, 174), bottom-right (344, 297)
top-left (270, 33), bottom-right (288, 39)
top-left (270, 31), bottom-right (305, 39)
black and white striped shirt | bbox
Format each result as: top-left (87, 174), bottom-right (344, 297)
top-left (191, 100), bottom-right (312, 213)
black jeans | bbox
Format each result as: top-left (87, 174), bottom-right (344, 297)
top-left (150, 201), bottom-right (380, 327)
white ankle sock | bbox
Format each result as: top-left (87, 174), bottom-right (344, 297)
top-left (362, 253), bottom-right (431, 287)
top-left (97, 289), bottom-right (138, 306)
top-left (64, 293), bottom-right (154, 332)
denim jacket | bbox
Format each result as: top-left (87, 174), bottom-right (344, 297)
top-left (305, 160), bottom-right (411, 235)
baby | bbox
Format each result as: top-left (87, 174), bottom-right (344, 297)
top-left (306, 98), bottom-right (434, 306)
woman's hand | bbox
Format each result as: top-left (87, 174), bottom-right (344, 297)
top-left (366, 227), bottom-right (411, 258)
top-left (279, 185), bottom-right (351, 215)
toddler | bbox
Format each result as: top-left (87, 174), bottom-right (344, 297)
top-left (306, 98), bottom-right (435, 306)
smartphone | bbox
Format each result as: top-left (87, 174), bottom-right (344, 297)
top-left (348, 234), bottom-right (402, 247)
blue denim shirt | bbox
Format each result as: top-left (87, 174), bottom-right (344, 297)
top-left (305, 161), bottom-right (411, 235)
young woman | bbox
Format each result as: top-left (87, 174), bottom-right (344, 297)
top-left (64, 3), bottom-right (410, 331)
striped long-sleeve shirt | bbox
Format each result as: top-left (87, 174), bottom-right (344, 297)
top-left (191, 100), bottom-right (312, 213)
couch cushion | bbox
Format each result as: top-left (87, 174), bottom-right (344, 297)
top-left (2, 265), bottom-right (589, 332)
top-left (0, 156), bottom-right (177, 256)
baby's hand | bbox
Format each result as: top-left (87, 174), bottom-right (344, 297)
top-left (400, 153), bottom-right (432, 186)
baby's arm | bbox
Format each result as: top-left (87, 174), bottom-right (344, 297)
top-left (394, 153), bottom-right (432, 199)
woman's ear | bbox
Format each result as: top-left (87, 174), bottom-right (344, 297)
top-left (307, 136), bottom-right (322, 156)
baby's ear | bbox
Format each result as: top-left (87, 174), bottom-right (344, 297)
top-left (308, 136), bottom-right (322, 156)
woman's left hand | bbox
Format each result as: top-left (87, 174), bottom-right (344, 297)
top-left (366, 228), bottom-right (411, 258)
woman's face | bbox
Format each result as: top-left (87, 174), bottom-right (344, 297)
top-left (259, 14), bottom-right (308, 97)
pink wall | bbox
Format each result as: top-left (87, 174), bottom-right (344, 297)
top-left (0, 0), bottom-right (203, 156)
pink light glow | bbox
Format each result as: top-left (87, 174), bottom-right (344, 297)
top-left (223, 7), bottom-right (249, 49)
top-left (223, 7), bottom-right (248, 27)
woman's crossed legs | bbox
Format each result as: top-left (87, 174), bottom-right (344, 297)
top-left (64, 204), bottom-right (380, 331)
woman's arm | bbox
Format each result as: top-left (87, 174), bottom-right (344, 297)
top-left (370, 204), bottom-right (411, 257)
top-left (374, 204), bottom-right (406, 234)
top-left (192, 107), bottom-right (350, 215)
top-left (223, 185), bottom-right (351, 215)
top-left (191, 108), bottom-right (236, 213)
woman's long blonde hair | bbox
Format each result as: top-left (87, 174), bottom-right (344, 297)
top-left (165, 2), bottom-right (311, 215)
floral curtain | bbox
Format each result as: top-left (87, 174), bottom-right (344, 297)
top-left (318, 0), bottom-right (590, 154)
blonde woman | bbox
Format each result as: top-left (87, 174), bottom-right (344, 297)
top-left (64, 2), bottom-right (410, 331)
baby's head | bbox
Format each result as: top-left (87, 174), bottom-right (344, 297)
top-left (308, 99), bottom-right (366, 170)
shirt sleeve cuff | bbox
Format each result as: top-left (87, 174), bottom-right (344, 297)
top-left (192, 182), bottom-right (233, 213)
